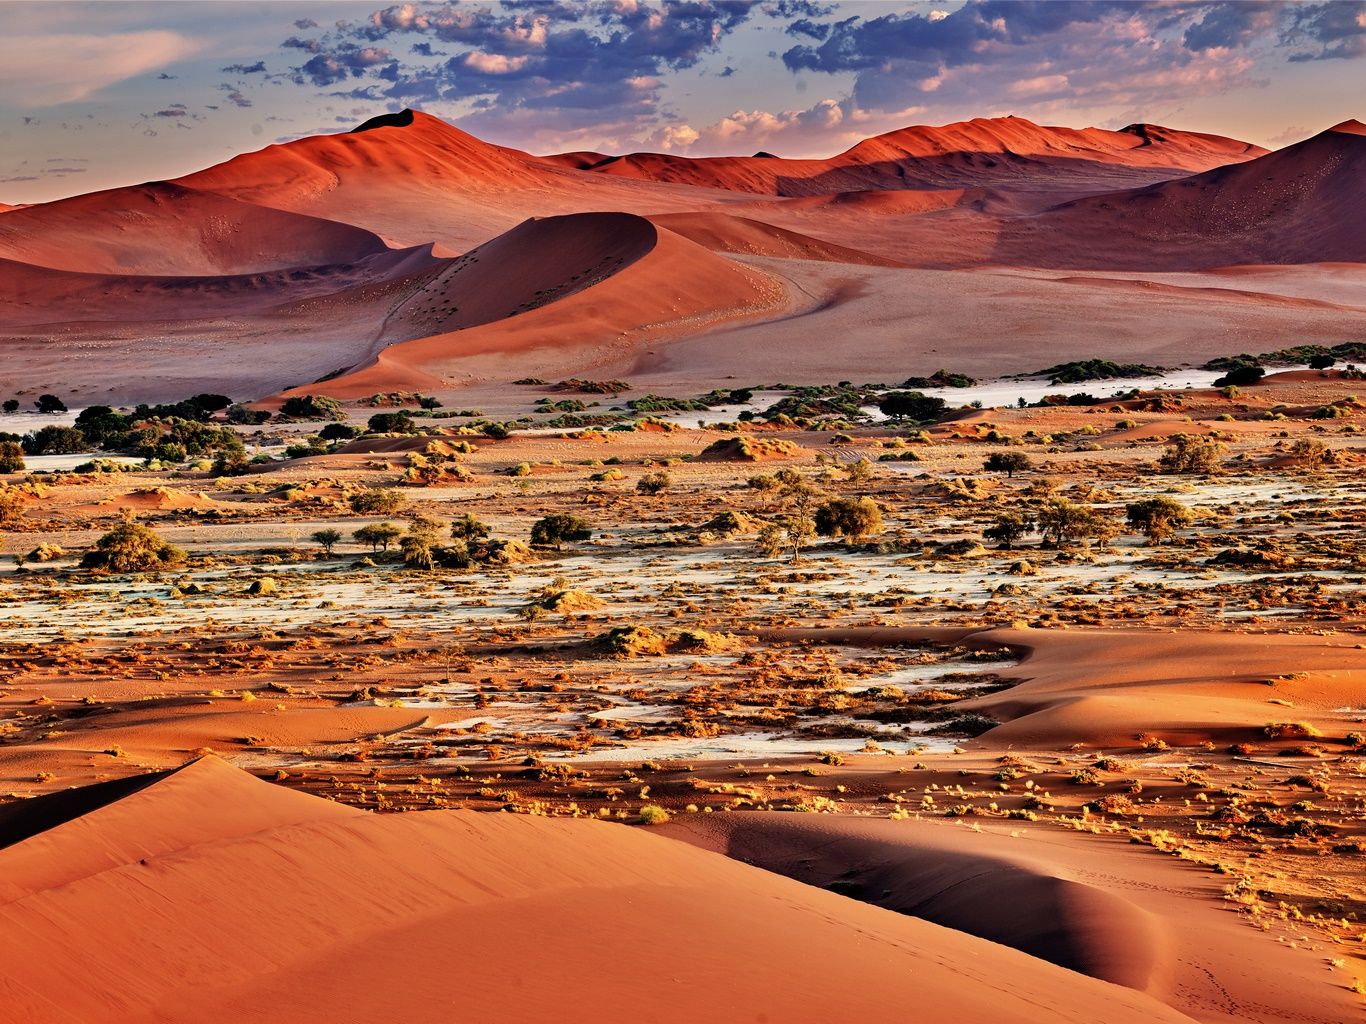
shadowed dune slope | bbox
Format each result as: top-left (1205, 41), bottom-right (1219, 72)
top-left (662, 812), bottom-right (1353, 1024)
top-left (998, 121), bottom-right (1366, 269)
top-left (0, 182), bottom-right (391, 276)
top-left (0, 757), bottom-right (1197, 1024)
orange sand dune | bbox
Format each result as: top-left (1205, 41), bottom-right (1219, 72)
top-left (0, 181), bottom-right (390, 276)
top-left (0, 756), bottom-right (1196, 1024)
top-left (584, 116), bottom-right (1264, 196)
top-left (280, 212), bottom-right (788, 397)
top-left (173, 109), bottom-right (729, 251)
top-left (648, 211), bottom-right (904, 266)
top-left (756, 625), bottom-right (1365, 749)
top-left (998, 121), bottom-right (1366, 269)
top-left (664, 813), bottom-right (1354, 1024)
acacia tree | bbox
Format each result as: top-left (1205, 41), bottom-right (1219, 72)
top-left (354, 521), bottom-right (402, 553)
top-left (984, 511), bottom-right (1034, 549)
top-left (530, 513), bottom-right (592, 550)
top-left (1125, 497), bottom-right (1193, 545)
top-left (311, 528), bottom-right (343, 556)
top-left (757, 473), bottom-right (822, 563)
top-left (984, 452), bottom-right (1034, 478)
top-left (0, 441), bottom-right (23, 474)
top-left (1037, 499), bottom-right (1115, 549)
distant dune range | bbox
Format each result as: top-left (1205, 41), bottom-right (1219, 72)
top-left (0, 109), bottom-right (1362, 403)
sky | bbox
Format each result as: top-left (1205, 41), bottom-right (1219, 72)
top-left (1, 0), bottom-right (1362, 203)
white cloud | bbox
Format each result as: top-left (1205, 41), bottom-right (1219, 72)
top-left (462, 51), bottom-right (529, 74)
top-left (0, 32), bottom-right (203, 107)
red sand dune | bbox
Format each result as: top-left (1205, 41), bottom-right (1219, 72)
top-left (281, 211), bottom-right (788, 397)
top-left (582, 116), bottom-right (1265, 196)
top-left (998, 120), bottom-right (1366, 269)
top-left (0, 756), bottom-right (1197, 1023)
top-left (0, 181), bottom-right (390, 276)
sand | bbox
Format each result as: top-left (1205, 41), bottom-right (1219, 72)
top-left (0, 756), bottom-right (1197, 1024)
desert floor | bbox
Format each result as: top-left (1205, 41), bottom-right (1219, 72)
top-left (1, 369), bottom-right (1363, 1022)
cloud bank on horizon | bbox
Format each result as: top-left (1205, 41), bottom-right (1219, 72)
top-left (0, 0), bottom-right (1362, 202)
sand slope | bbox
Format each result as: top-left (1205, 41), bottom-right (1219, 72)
top-left (283, 212), bottom-right (788, 396)
top-left (664, 813), bottom-right (1353, 1024)
top-left (0, 756), bottom-right (1196, 1024)
top-left (1000, 121), bottom-right (1366, 268)
top-left (0, 182), bottom-right (390, 276)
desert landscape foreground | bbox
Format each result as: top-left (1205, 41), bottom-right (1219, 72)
top-left (1, 102), bottom-right (1365, 1022)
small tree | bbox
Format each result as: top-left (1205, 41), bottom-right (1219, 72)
top-left (348, 488), bottom-right (407, 515)
top-left (1213, 363), bottom-right (1264, 387)
top-left (1308, 354), bottom-right (1336, 370)
top-left (2, 399), bottom-right (18, 413)
top-left (0, 484), bottom-right (26, 527)
top-left (279, 394), bottom-right (345, 421)
top-left (814, 497), bottom-right (884, 540)
top-left (877, 391), bottom-right (947, 422)
top-left (311, 528), bottom-right (343, 556)
top-left (23, 425), bottom-right (88, 455)
top-left (80, 521), bottom-right (185, 572)
top-left (1290, 438), bottom-right (1329, 469)
top-left (319, 422), bottom-right (360, 441)
top-left (844, 458), bottom-right (874, 483)
top-left (636, 471), bottom-right (671, 495)
top-left (0, 441), bottom-right (23, 473)
top-left (984, 452), bottom-right (1033, 478)
top-left (1125, 497), bottom-right (1193, 544)
top-left (531, 513), bottom-right (592, 550)
top-left (984, 511), bottom-right (1034, 549)
top-left (35, 394), bottom-right (68, 414)
top-left (1159, 434), bottom-right (1226, 474)
top-left (400, 515), bottom-right (443, 569)
top-left (367, 411), bottom-right (417, 434)
top-left (450, 513), bottom-right (489, 543)
top-left (354, 521), bottom-right (402, 553)
top-left (1037, 499), bottom-right (1114, 548)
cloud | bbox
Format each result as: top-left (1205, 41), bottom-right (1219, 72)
top-left (220, 84), bottom-right (253, 108)
top-left (221, 60), bottom-right (267, 75)
top-left (779, 2), bottom-right (1276, 118)
top-left (296, 1), bottom-right (756, 139)
top-left (0, 31), bottom-right (202, 106)
top-left (1282, 1), bottom-right (1366, 61)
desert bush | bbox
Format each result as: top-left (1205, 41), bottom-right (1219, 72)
top-left (0, 441), bottom-right (23, 473)
top-left (35, 394), bottom-right (67, 414)
top-left (81, 522), bottom-right (185, 572)
top-left (367, 411), bottom-right (417, 434)
top-left (1159, 434), bottom-right (1226, 474)
top-left (348, 488), bottom-right (407, 515)
top-left (279, 395), bottom-right (345, 421)
top-left (814, 497), bottom-right (884, 539)
top-left (23, 425), bottom-right (88, 455)
top-left (636, 471), bottom-right (671, 494)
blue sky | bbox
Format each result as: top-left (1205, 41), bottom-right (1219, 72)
top-left (1, 1), bottom-right (1362, 203)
